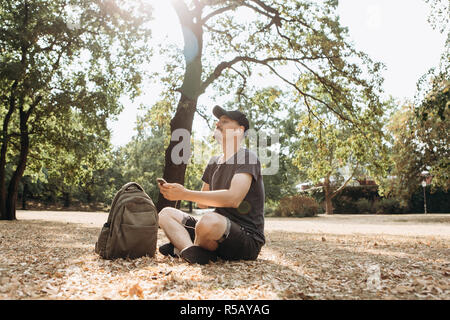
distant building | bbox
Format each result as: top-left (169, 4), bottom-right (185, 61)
top-left (296, 182), bottom-right (313, 191)
top-left (296, 176), bottom-right (378, 191)
top-left (356, 177), bottom-right (377, 186)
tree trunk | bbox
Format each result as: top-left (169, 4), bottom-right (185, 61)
top-left (86, 191), bottom-right (92, 203)
top-left (323, 177), bottom-right (334, 215)
top-left (157, 1), bottom-right (203, 212)
top-left (63, 191), bottom-right (71, 208)
top-left (5, 102), bottom-right (37, 220)
top-left (157, 94), bottom-right (198, 211)
top-left (325, 192), bottom-right (333, 215)
top-left (22, 182), bottom-right (28, 210)
top-left (0, 82), bottom-right (18, 219)
top-left (0, 131), bottom-right (11, 219)
top-left (5, 123), bottom-right (30, 220)
top-left (2, 3), bottom-right (32, 220)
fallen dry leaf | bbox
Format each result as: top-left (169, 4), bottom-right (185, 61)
top-left (128, 283), bottom-right (143, 299)
top-left (1, 215), bottom-right (449, 300)
top-left (394, 285), bottom-right (413, 294)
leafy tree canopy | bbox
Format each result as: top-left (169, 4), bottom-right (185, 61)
top-left (0, 0), bottom-right (154, 219)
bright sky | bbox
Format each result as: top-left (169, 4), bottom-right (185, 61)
top-left (108, 0), bottom-right (447, 147)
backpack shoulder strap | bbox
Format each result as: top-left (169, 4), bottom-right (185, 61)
top-left (121, 182), bottom-right (145, 193)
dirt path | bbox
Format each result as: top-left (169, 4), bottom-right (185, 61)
top-left (266, 214), bottom-right (450, 237)
top-left (16, 210), bottom-right (450, 237)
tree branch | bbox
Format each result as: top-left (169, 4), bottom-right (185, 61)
top-left (241, 2), bottom-right (277, 22)
top-left (201, 4), bottom-right (237, 24)
top-left (195, 106), bottom-right (213, 131)
top-left (331, 161), bottom-right (359, 199)
top-left (199, 54), bottom-right (354, 123)
top-left (253, 58), bottom-right (353, 123)
top-left (230, 66), bottom-right (248, 102)
top-left (25, 95), bottom-right (43, 123)
top-left (200, 56), bottom-right (294, 93)
top-left (249, 0), bottom-right (280, 16)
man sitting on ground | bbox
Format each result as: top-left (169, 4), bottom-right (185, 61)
top-left (158, 105), bottom-right (265, 265)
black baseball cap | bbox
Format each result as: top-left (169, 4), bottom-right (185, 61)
top-left (213, 105), bottom-right (250, 132)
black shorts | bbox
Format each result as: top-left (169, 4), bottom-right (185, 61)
top-left (182, 214), bottom-right (263, 261)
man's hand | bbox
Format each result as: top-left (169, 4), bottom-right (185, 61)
top-left (158, 183), bottom-right (187, 201)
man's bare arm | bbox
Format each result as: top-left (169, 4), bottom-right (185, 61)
top-left (196, 182), bottom-right (210, 209)
top-left (184, 173), bottom-right (252, 209)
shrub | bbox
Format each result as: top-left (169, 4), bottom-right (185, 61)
top-left (373, 198), bottom-right (406, 214)
top-left (299, 185), bottom-right (449, 214)
top-left (355, 198), bottom-right (373, 214)
top-left (334, 195), bottom-right (358, 214)
top-left (409, 186), bottom-right (450, 213)
top-left (300, 186), bottom-right (380, 214)
top-left (275, 195), bottom-right (320, 217)
top-left (264, 199), bottom-right (279, 217)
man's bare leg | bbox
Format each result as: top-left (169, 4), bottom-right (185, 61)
top-left (158, 207), bottom-right (193, 253)
top-left (159, 208), bottom-right (229, 264)
top-left (174, 212), bottom-right (227, 265)
top-left (194, 212), bottom-right (228, 251)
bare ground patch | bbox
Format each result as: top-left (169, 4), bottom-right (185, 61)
top-left (0, 218), bottom-right (449, 300)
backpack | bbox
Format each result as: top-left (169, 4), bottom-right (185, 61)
top-left (95, 182), bottom-right (158, 260)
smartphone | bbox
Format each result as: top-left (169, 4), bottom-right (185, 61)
top-left (156, 178), bottom-right (167, 186)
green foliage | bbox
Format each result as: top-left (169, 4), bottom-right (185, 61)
top-left (416, 78), bottom-right (449, 122)
top-left (118, 134), bottom-right (166, 202)
top-left (21, 147), bottom-right (127, 208)
top-left (424, 0), bottom-right (449, 33)
top-left (397, 0), bottom-right (450, 200)
top-left (275, 194), bottom-right (320, 218)
top-left (382, 102), bottom-right (449, 204)
top-left (261, 156), bottom-right (301, 202)
top-left (291, 101), bottom-right (390, 214)
top-left (1, 0), bottom-right (154, 217)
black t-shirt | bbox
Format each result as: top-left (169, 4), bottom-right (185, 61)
top-left (201, 147), bottom-right (265, 244)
